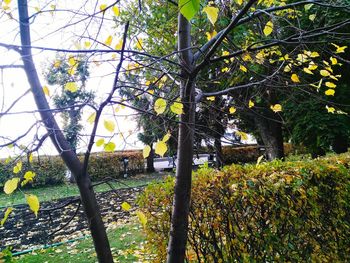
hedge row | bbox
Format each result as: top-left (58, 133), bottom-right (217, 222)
top-left (138, 153), bottom-right (350, 262)
top-left (0, 156), bottom-right (66, 187)
top-left (0, 151), bottom-right (145, 187)
top-left (222, 143), bottom-right (299, 164)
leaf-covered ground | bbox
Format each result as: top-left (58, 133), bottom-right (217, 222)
top-left (0, 186), bottom-right (144, 253)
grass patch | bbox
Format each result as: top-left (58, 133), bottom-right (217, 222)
top-left (0, 173), bottom-right (167, 207)
top-left (13, 222), bottom-right (148, 263)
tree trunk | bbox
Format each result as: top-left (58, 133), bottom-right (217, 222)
top-left (214, 137), bottom-right (224, 168)
top-left (167, 13), bottom-right (195, 263)
top-left (146, 147), bottom-right (155, 173)
top-left (254, 115), bottom-right (284, 160)
top-left (18, 1), bottom-right (113, 262)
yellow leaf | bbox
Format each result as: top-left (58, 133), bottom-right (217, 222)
top-left (325, 89), bottom-right (335, 96)
top-left (104, 35), bottom-right (113, 46)
top-left (308, 62), bottom-right (318, 71)
top-left (236, 131), bottom-right (248, 141)
top-left (207, 96), bottom-right (215, 101)
top-left (326, 105), bottom-right (335, 113)
top-left (248, 100), bottom-right (254, 108)
top-left (235, 0), bottom-right (243, 5)
top-left (4, 0), bottom-right (12, 5)
top-left (42, 86), bottom-right (50, 96)
top-left (64, 82), bottom-right (78, 92)
top-left (162, 133), bottom-right (171, 143)
top-left (53, 60), bottom-right (61, 68)
top-left (99, 4), bottom-right (107, 11)
top-left (309, 14), bottom-right (316, 21)
top-left (331, 43), bottom-right (347, 53)
top-left (136, 211), bottom-right (147, 228)
top-left (104, 142), bottom-right (116, 152)
top-left (95, 138), bottom-right (105, 147)
top-left (284, 64), bottom-right (292, 72)
top-left (221, 67), bottom-right (229, 73)
top-left (310, 51), bottom-right (319, 58)
top-left (325, 82), bottom-right (336, 88)
top-left (256, 155), bottom-right (264, 167)
top-left (84, 41), bottom-right (91, 48)
top-left (121, 202), bottom-right (131, 211)
top-left (115, 39), bottom-right (123, 50)
top-left (4, 178), bottom-right (19, 195)
top-left (155, 140), bottom-right (167, 157)
top-left (206, 30), bottom-right (217, 41)
top-left (148, 89), bottom-right (154, 95)
top-left (87, 112), bottom-right (96, 124)
top-left (143, 145), bottom-right (151, 158)
top-left (26, 194), bottom-right (40, 217)
top-left (135, 38), bottom-right (143, 50)
top-left (303, 68), bottom-right (313, 75)
top-left (28, 153), bottom-right (33, 163)
top-left (112, 6), bottom-right (120, 16)
top-left (13, 161), bottom-right (22, 174)
top-left (68, 56), bottom-right (76, 66)
top-left (1, 207), bottom-right (13, 226)
top-left (263, 21), bottom-right (274, 36)
top-left (154, 98), bottom-right (167, 115)
top-left (330, 57), bottom-right (338, 65)
top-left (229, 106), bottom-right (236, 114)
top-left (24, 171), bottom-right (35, 181)
top-left (291, 74), bottom-right (300, 83)
top-left (104, 120), bottom-right (115, 133)
top-left (270, 104), bottom-right (282, 113)
top-left (320, 70), bottom-right (331, 77)
top-left (170, 101), bottom-right (184, 115)
top-left (239, 65), bottom-right (247, 72)
top-left (68, 66), bottom-right (76, 76)
top-left (202, 6), bottom-right (219, 25)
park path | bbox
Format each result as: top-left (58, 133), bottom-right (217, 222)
top-left (0, 186), bottom-right (144, 252)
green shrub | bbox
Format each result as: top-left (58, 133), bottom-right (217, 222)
top-left (81, 151), bottom-right (144, 181)
top-left (222, 143), bottom-right (301, 164)
top-left (138, 153), bottom-right (350, 262)
top-left (0, 156), bottom-right (66, 187)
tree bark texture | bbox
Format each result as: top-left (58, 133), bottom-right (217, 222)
top-left (254, 115), bottom-right (284, 160)
top-left (166, 13), bottom-right (195, 263)
top-left (17, 1), bottom-right (113, 262)
top-left (146, 147), bottom-right (155, 173)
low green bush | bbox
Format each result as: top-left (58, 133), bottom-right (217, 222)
top-left (222, 143), bottom-right (302, 164)
top-left (138, 153), bottom-right (350, 262)
top-left (0, 156), bottom-right (66, 187)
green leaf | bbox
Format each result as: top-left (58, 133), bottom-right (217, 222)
top-left (179, 0), bottom-right (200, 21)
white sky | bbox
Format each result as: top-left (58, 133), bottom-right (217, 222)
top-left (0, 0), bottom-right (144, 158)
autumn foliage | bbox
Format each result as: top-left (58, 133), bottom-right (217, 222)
top-left (138, 153), bottom-right (350, 262)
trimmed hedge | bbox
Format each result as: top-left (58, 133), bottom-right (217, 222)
top-left (138, 153), bottom-right (350, 262)
top-left (0, 150), bottom-right (144, 187)
top-left (0, 156), bottom-right (66, 187)
top-left (81, 151), bottom-right (144, 181)
top-left (222, 143), bottom-right (299, 164)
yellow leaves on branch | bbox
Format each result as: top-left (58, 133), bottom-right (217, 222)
top-left (331, 43), bottom-right (347, 53)
top-left (64, 82), bottom-right (78, 93)
top-left (99, 4), bottom-right (107, 12)
top-left (155, 140), bottom-right (167, 157)
top-left (320, 70), bottom-right (331, 77)
top-left (42, 86), bottom-right (50, 96)
top-left (239, 65), bottom-right (247, 72)
top-left (207, 96), bottom-right (215, 101)
top-left (13, 161), bottom-right (22, 174)
top-left (170, 100), bottom-right (184, 115)
top-left (202, 6), bottom-right (219, 25)
top-left (154, 98), bottom-right (167, 115)
top-left (325, 82), bottom-right (336, 88)
top-left (263, 21), bottom-right (274, 36)
top-left (256, 155), bottom-right (264, 167)
top-left (104, 35), bottom-right (113, 46)
top-left (229, 106), bottom-right (236, 114)
top-left (325, 89), bottom-right (335, 96)
top-left (135, 38), bottom-right (143, 50)
top-left (104, 142), bottom-right (116, 152)
top-left (248, 100), bottom-right (254, 108)
top-left (235, 131), bottom-right (248, 141)
top-left (95, 138), bottom-right (105, 147)
top-left (1, 207), bottom-right (13, 226)
top-left (104, 120), bottom-right (115, 133)
top-left (291, 74), bottom-right (300, 83)
top-left (206, 30), bottom-right (217, 41)
top-left (115, 39), bottom-right (123, 50)
top-left (136, 211), bottom-right (147, 228)
top-left (143, 145), bottom-right (151, 159)
top-left (4, 178), bottom-right (19, 195)
top-left (326, 105), bottom-right (335, 114)
top-left (21, 171), bottom-right (36, 187)
top-left (112, 6), bottom-right (120, 16)
top-left (86, 112), bottom-right (96, 124)
top-left (270, 104), bottom-right (282, 113)
top-left (26, 194), bottom-right (40, 217)
top-left (162, 132), bottom-right (171, 143)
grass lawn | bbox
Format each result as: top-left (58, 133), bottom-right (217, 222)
top-left (12, 221), bottom-right (149, 263)
top-left (0, 173), bottom-right (167, 208)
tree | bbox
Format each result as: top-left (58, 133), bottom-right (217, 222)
top-left (1, 1), bottom-right (350, 263)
